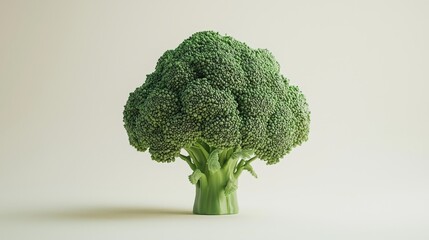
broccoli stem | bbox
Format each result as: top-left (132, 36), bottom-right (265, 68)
top-left (234, 156), bottom-right (257, 178)
top-left (193, 167), bottom-right (238, 215)
top-left (194, 161), bottom-right (239, 215)
top-left (179, 154), bottom-right (196, 171)
top-left (185, 143), bottom-right (243, 215)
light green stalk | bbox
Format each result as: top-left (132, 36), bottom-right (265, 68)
top-left (182, 141), bottom-right (257, 215)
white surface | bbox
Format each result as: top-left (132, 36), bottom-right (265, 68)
top-left (1, 0), bottom-right (428, 239)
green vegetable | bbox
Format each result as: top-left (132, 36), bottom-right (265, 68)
top-left (123, 31), bottom-right (310, 215)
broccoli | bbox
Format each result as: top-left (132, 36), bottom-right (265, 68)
top-left (123, 31), bottom-right (310, 215)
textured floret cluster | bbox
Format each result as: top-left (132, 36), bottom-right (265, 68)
top-left (124, 31), bottom-right (310, 164)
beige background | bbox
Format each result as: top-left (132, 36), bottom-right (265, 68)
top-left (1, 0), bottom-right (428, 239)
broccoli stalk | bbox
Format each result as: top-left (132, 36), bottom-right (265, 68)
top-left (182, 140), bottom-right (255, 214)
top-left (123, 31), bottom-right (310, 215)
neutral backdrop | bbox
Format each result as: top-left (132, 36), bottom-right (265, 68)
top-left (1, 0), bottom-right (428, 239)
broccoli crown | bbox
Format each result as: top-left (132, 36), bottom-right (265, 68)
top-left (124, 31), bottom-right (310, 164)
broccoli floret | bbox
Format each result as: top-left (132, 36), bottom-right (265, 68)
top-left (123, 31), bottom-right (310, 214)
